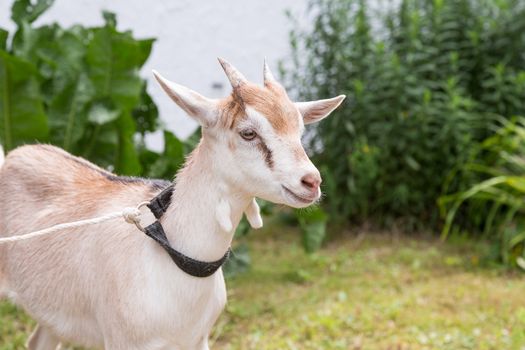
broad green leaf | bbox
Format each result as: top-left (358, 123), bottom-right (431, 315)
top-left (441, 176), bottom-right (509, 239)
top-left (82, 21), bottom-right (155, 174)
top-left (509, 231), bottom-right (525, 249)
top-left (88, 102), bottom-right (120, 125)
top-left (41, 29), bottom-right (94, 150)
top-left (86, 26), bottom-right (151, 111)
top-left (48, 74), bottom-right (94, 150)
top-left (146, 130), bottom-right (190, 179)
top-left (115, 112), bottom-right (142, 175)
top-left (144, 155), bottom-right (170, 179)
top-left (12, 22), bottom-right (58, 62)
top-left (44, 28), bottom-right (88, 81)
top-left (11, 0), bottom-right (55, 25)
top-left (132, 82), bottom-right (159, 135)
top-left (80, 122), bottom-right (119, 170)
top-left (145, 131), bottom-right (185, 178)
top-left (506, 177), bottom-right (525, 193)
top-left (164, 131), bottom-right (185, 169)
top-left (136, 38), bottom-right (155, 67)
top-left (0, 50), bottom-right (48, 150)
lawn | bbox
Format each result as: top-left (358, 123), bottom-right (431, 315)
top-left (1, 225), bottom-right (525, 349)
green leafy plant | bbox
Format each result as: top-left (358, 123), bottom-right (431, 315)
top-left (284, 0), bottom-right (525, 230)
top-left (296, 206), bottom-right (328, 253)
top-left (439, 117), bottom-right (525, 269)
top-left (0, 0), bottom-right (174, 175)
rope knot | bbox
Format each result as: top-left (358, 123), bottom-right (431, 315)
top-left (122, 207), bottom-right (141, 225)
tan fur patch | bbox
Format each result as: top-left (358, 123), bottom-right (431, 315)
top-left (218, 95), bottom-right (246, 130)
top-left (1, 145), bottom-right (166, 213)
top-left (239, 83), bottom-right (299, 135)
top-left (218, 82), bottom-right (300, 135)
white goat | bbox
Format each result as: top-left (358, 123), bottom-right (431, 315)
top-left (0, 58), bottom-right (345, 350)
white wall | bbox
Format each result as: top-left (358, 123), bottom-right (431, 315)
top-left (0, 0), bottom-right (308, 149)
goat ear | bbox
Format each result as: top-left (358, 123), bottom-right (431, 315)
top-left (153, 70), bottom-right (218, 127)
top-left (295, 95), bottom-right (346, 125)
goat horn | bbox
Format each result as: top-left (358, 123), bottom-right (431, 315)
top-left (217, 57), bottom-right (247, 89)
top-left (263, 58), bottom-right (276, 86)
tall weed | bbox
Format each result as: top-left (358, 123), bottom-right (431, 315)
top-left (440, 118), bottom-right (525, 268)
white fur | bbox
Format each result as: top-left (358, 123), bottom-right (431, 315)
top-left (215, 199), bottom-right (233, 232)
top-left (244, 199), bottom-right (263, 229)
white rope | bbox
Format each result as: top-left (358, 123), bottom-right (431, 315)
top-left (0, 201), bottom-right (150, 244)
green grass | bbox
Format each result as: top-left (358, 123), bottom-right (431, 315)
top-left (212, 227), bottom-right (525, 350)
top-left (0, 301), bottom-right (34, 349)
top-left (1, 226), bottom-right (525, 349)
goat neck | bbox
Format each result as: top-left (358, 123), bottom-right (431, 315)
top-left (161, 138), bottom-right (251, 262)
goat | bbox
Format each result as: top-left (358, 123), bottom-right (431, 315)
top-left (0, 58), bottom-right (345, 350)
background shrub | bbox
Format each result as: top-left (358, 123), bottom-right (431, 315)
top-left (284, 0), bottom-right (525, 230)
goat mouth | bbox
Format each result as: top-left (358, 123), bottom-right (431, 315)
top-left (282, 186), bottom-right (316, 204)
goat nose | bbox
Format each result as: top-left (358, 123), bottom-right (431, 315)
top-left (301, 173), bottom-right (321, 190)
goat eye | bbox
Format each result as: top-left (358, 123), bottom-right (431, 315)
top-left (240, 129), bottom-right (257, 141)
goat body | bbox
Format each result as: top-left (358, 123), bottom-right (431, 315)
top-left (0, 144), bottom-right (230, 349)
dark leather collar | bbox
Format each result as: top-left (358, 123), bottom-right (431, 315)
top-left (143, 185), bottom-right (230, 278)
